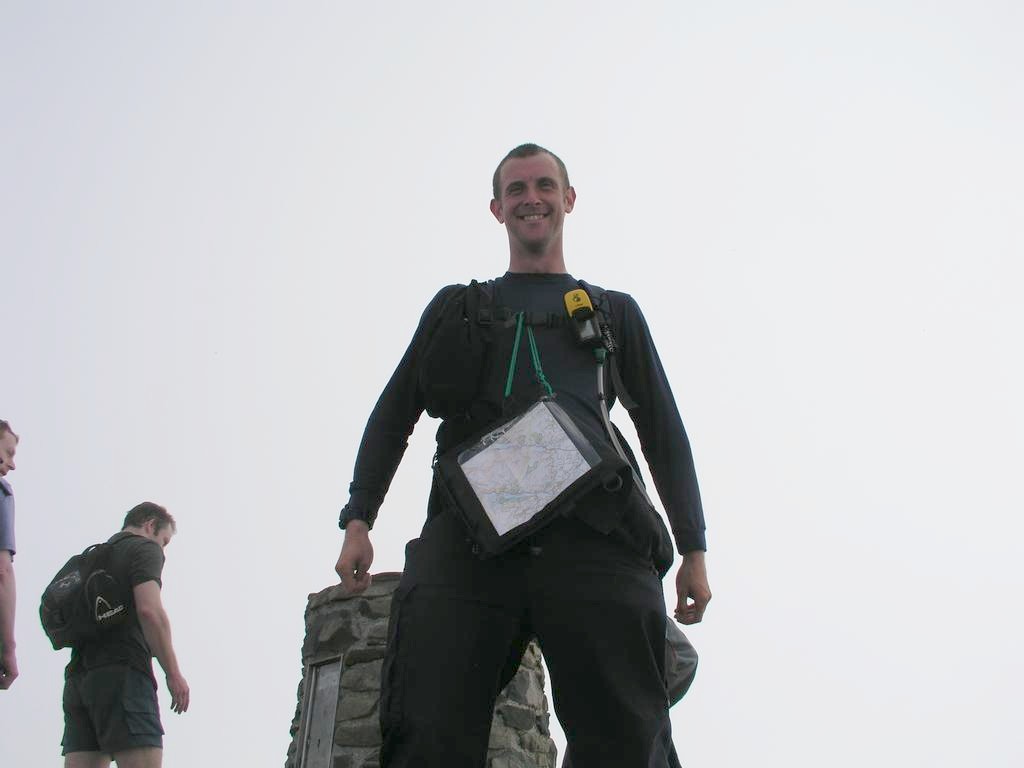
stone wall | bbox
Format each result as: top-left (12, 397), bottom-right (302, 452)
top-left (285, 572), bottom-right (557, 768)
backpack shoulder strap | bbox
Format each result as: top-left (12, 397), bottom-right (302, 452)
top-left (471, 278), bottom-right (512, 328)
top-left (578, 280), bottom-right (639, 410)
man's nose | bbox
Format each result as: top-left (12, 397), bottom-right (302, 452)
top-left (524, 184), bottom-right (543, 204)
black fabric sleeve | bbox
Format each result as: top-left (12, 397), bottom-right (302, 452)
top-left (611, 292), bottom-right (707, 553)
top-left (338, 285), bottom-right (461, 530)
top-left (126, 538), bottom-right (165, 589)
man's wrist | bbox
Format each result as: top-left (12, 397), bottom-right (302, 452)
top-left (344, 519), bottom-right (370, 536)
top-left (339, 505), bottom-right (375, 531)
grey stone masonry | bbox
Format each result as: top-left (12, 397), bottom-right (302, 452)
top-left (286, 572), bottom-right (557, 768)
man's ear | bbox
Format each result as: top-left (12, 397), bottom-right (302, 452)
top-left (564, 186), bottom-right (576, 214)
top-left (490, 198), bottom-right (505, 224)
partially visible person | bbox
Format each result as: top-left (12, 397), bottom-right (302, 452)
top-left (0, 418), bottom-right (19, 690)
top-left (61, 502), bottom-right (189, 768)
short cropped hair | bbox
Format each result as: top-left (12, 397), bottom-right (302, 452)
top-left (122, 502), bottom-right (177, 534)
top-left (492, 143), bottom-right (571, 200)
top-left (0, 420), bottom-right (19, 443)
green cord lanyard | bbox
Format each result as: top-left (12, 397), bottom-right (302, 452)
top-left (504, 311), bottom-right (554, 399)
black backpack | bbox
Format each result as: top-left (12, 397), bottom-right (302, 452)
top-left (417, 280), bottom-right (496, 420)
top-left (40, 541), bottom-right (131, 650)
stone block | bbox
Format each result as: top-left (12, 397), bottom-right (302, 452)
top-left (333, 748), bottom-right (378, 768)
top-left (341, 659), bottom-right (384, 691)
top-left (520, 729), bottom-right (557, 756)
top-left (535, 709), bottom-right (550, 735)
top-left (308, 584), bottom-right (351, 611)
top-left (489, 749), bottom-right (538, 768)
top-left (360, 572), bottom-right (402, 598)
top-left (318, 617), bottom-right (360, 652)
top-left (345, 646), bottom-right (387, 665)
top-left (498, 702), bottom-right (537, 732)
top-left (334, 719), bottom-right (382, 747)
top-left (505, 668), bottom-right (545, 710)
top-left (520, 641), bottom-right (543, 669)
top-left (336, 690), bottom-right (379, 721)
top-left (365, 618), bottom-right (389, 644)
top-left (488, 720), bottom-right (520, 751)
top-left (359, 596), bottom-right (393, 619)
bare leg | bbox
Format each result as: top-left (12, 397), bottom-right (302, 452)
top-left (65, 752), bottom-right (111, 768)
top-left (112, 748), bottom-right (163, 768)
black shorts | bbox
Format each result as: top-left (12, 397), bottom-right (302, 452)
top-left (62, 665), bottom-right (164, 755)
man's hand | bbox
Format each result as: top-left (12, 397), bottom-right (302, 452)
top-left (336, 520), bottom-right (374, 595)
top-left (166, 671), bottom-right (189, 714)
top-left (674, 550), bottom-right (711, 625)
top-left (0, 644), bottom-right (17, 689)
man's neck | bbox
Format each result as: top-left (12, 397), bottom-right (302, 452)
top-left (507, 246), bottom-right (567, 274)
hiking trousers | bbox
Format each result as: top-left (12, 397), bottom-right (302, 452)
top-left (379, 509), bottom-right (680, 768)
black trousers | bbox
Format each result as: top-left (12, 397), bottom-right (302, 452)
top-left (380, 508), bottom-right (680, 768)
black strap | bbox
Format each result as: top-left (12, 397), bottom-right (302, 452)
top-left (578, 280), bottom-right (639, 411)
top-left (466, 277), bottom-right (637, 409)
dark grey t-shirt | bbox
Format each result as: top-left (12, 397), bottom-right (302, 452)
top-left (69, 532), bottom-right (165, 684)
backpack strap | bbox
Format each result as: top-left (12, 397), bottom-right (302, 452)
top-left (578, 280), bottom-right (639, 411)
top-left (472, 279), bottom-right (511, 327)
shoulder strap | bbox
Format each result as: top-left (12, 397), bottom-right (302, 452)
top-left (469, 279), bottom-right (492, 326)
top-left (473, 279), bottom-right (521, 328)
top-left (578, 280), bottom-right (638, 411)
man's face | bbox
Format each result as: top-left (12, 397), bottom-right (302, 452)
top-left (490, 153), bottom-right (576, 254)
top-left (0, 433), bottom-right (17, 477)
top-left (144, 520), bottom-right (175, 549)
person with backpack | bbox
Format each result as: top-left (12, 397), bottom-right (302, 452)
top-left (335, 143), bottom-right (711, 767)
top-left (0, 418), bottom-right (19, 690)
top-left (59, 502), bottom-right (189, 768)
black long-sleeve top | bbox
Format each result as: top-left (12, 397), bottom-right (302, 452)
top-left (340, 272), bottom-right (706, 554)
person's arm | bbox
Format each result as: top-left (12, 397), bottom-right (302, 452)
top-left (335, 287), bottom-right (457, 592)
top-left (134, 580), bottom-right (189, 713)
top-left (614, 293), bottom-right (711, 622)
top-left (338, 286), bottom-right (457, 532)
top-left (0, 551), bottom-right (16, 689)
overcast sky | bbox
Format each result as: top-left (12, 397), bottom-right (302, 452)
top-left (2, 2), bottom-right (1022, 766)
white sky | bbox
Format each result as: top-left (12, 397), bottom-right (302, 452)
top-left (2, 2), bottom-right (1022, 766)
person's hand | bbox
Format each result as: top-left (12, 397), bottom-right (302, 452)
top-left (674, 550), bottom-right (711, 625)
top-left (335, 520), bottom-right (374, 595)
top-left (0, 644), bottom-right (18, 689)
top-left (166, 671), bottom-right (189, 714)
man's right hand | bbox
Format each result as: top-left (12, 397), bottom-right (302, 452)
top-left (336, 520), bottom-right (374, 594)
top-left (167, 671), bottom-right (189, 714)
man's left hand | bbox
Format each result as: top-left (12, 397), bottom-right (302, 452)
top-left (674, 550), bottom-right (711, 625)
top-left (0, 644), bottom-right (18, 689)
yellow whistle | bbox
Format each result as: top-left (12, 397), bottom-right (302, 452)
top-left (564, 289), bottom-right (594, 318)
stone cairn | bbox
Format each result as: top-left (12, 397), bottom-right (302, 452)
top-left (285, 572), bottom-right (558, 768)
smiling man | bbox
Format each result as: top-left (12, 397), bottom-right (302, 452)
top-left (335, 143), bottom-right (710, 767)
